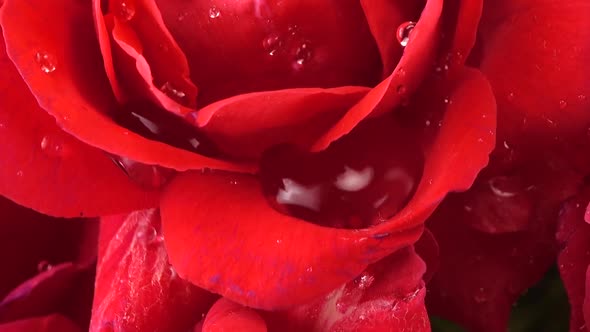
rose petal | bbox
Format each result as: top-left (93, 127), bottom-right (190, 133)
top-left (360, 0), bottom-right (424, 76)
top-left (312, 0), bottom-right (443, 151)
top-left (0, 0), bottom-right (252, 174)
top-left (156, 0), bottom-right (381, 106)
top-left (92, 0), bottom-right (126, 102)
top-left (203, 298), bottom-right (267, 332)
top-left (106, 0), bottom-right (198, 115)
top-left (557, 186), bottom-right (590, 331)
top-left (90, 210), bottom-right (216, 332)
top-left (426, 162), bottom-right (581, 332)
top-left (0, 32), bottom-right (159, 216)
top-left (195, 87), bottom-right (368, 159)
top-left (161, 68), bottom-right (495, 309)
top-left (264, 247), bottom-right (429, 332)
top-left (0, 196), bottom-right (96, 298)
top-left (0, 314), bottom-right (81, 332)
top-left (477, 0), bottom-right (590, 162)
top-left (0, 262), bottom-right (94, 329)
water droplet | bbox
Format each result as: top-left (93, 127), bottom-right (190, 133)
top-left (262, 34), bottom-right (282, 56)
top-left (276, 178), bottom-right (322, 211)
top-left (16, 170), bottom-right (23, 177)
top-left (160, 82), bottom-right (186, 101)
top-left (578, 94), bottom-right (587, 102)
top-left (116, 0), bottom-right (136, 21)
top-left (208, 6), bottom-right (221, 19)
top-left (503, 140), bottom-right (510, 149)
top-left (35, 51), bottom-right (57, 73)
top-left (559, 99), bottom-right (568, 109)
top-left (37, 260), bottom-right (53, 272)
top-left (177, 12), bottom-right (188, 22)
top-left (287, 24), bottom-right (299, 35)
top-left (396, 21), bottom-right (416, 47)
top-left (396, 85), bottom-right (407, 95)
top-left (443, 97), bottom-right (451, 104)
top-left (488, 176), bottom-right (518, 198)
top-left (136, 225), bottom-right (157, 243)
top-left (40, 135), bottom-right (67, 157)
top-left (306, 266), bottom-right (313, 273)
top-left (294, 43), bottom-right (312, 66)
top-left (425, 120), bottom-right (431, 126)
top-left (507, 92), bottom-right (515, 102)
top-left (334, 166), bottom-right (374, 192)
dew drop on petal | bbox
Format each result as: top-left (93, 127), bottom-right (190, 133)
top-left (116, 0), bottom-right (136, 21)
top-left (208, 6), bottom-right (221, 19)
top-left (276, 178), bottom-right (322, 211)
top-left (136, 225), bottom-right (157, 243)
top-left (559, 99), bottom-right (568, 109)
top-left (396, 85), bottom-right (407, 95)
top-left (396, 21), bottom-right (416, 48)
top-left (262, 34), bottom-right (282, 56)
top-left (35, 51), bottom-right (57, 73)
top-left (294, 43), bottom-right (312, 67)
top-left (40, 135), bottom-right (67, 158)
top-left (334, 166), bottom-right (374, 192)
top-left (160, 82), bottom-right (186, 102)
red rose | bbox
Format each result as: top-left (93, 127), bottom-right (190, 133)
top-left (0, 0), bottom-right (586, 330)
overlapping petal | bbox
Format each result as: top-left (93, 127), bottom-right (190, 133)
top-left (203, 298), bottom-right (267, 332)
top-left (160, 67), bottom-right (495, 309)
top-left (90, 210), bottom-right (216, 332)
top-left (426, 161), bottom-right (582, 332)
top-left (0, 0), bottom-right (252, 174)
top-left (557, 186), bottom-right (590, 331)
top-left (264, 247), bottom-right (429, 332)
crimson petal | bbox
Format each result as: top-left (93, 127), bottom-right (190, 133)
top-left (161, 68), bottom-right (495, 309)
top-left (105, 0), bottom-right (198, 115)
top-left (195, 87), bottom-right (368, 159)
top-left (264, 247), bottom-right (429, 332)
top-left (0, 0), bottom-right (251, 173)
top-left (90, 210), bottom-right (216, 332)
top-left (312, 0), bottom-right (443, 151)
top-left (0, 314), bottom-right (81, 332)
top-left (478, 0), bottom-right (590, 161)
top-left (0, 32), bottom-right (158, 216)
top-left (557, 186), bottom-right (590, 331)
top-left (427, 163), bottom-right (582, 332)
top-left (0, 263), bottom-right (94, 329)
top-left (203, 298), bottom-right (267, 332)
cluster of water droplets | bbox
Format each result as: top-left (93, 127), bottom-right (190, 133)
top-left (35, 51), bottom-right (57, 74)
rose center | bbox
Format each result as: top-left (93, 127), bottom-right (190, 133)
top-left (156, 0), bottom-right (383, 106)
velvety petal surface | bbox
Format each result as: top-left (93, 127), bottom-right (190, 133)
top-left (194, 87), bottom-right (368, 159)
top-left (0, 0), bottom-right (251, 174)
top-left (90, 210), bottom-right (216, 332)
top-left (0, 314), bottom-right (81, 332)
top-left (156, 0), bottom-right (382, 106)
top-left (0, 196), bottom-right (97, 300)
top-left (264, 247), bottom-right (429, 332)
top-left (160, 67), bottom-right (496, 310)
top-left (426, 160), bottom-right (582, 332)
top-left (0, 31), bottom-right (159, 217)
top-left (477, 0), bottom-right (590, 163)
top-left (203, 298), bottom-right (267, 332)
top-left (104, 0), bottom-right (198, 115)
top-left (0, 262), bottom-right (95, 330)
top-left (557, 186), bottom-right (590, 331)
top-left (312, 0), bottom-right (443, 151)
